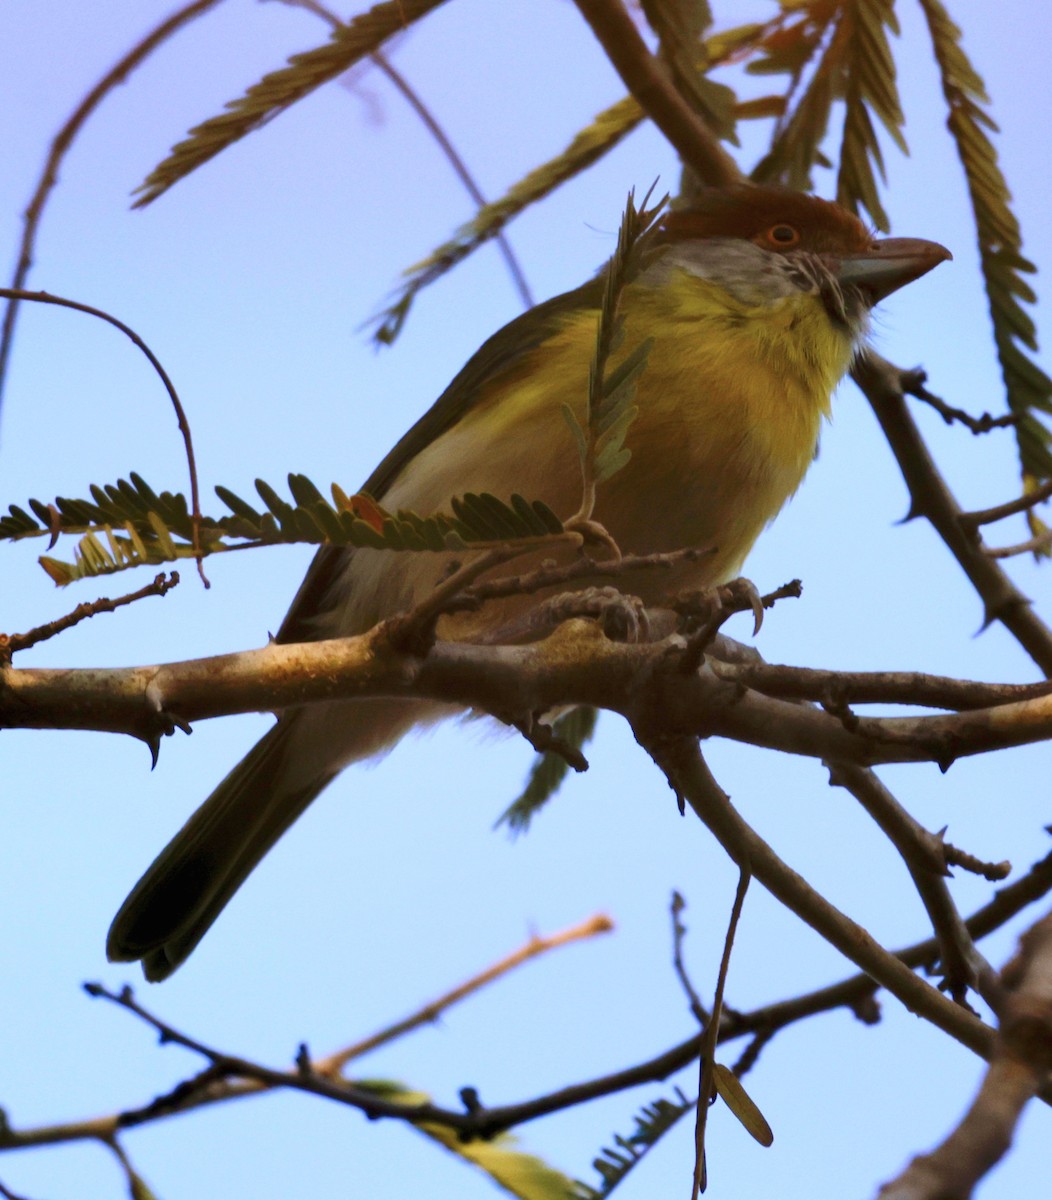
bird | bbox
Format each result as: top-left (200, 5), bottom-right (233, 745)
top-left (107, 184), bottom-right (950, 979)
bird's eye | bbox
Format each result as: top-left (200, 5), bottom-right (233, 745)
top-left (766, 224), bottom-right (800, 247)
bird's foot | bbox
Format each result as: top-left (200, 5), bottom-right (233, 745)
top-left (532, 585), bottom-right (648, 643)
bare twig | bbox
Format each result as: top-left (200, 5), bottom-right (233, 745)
top-left (827, 762), bottom-right (1002, 1011)
top-left (944, 843), bottom-right (1011, 883)
top-left (0, 572), bottom-right (179, 664)
top-left (670, 890), bottom-right (710, 1025)
top-left (463, 545), bottom-right (713, 609)
top-left (5, 861), bottom-right (1052, 1157)
top-left (959, 477), bottom-right (1052, 530)
top-left (0, 0), bottom-right (225, 407)
top-left (315, 913), bottom-right (613, 1075)
top-left (283, 0), bottom-right (533, 310)
top-left (369, 51), bottom-right (533, 309)
top-left (986, 530), bottom-right (1052, 560)
top-left (905, 377), bottom-right (1018, 434)
top-left (693, 869), bottom-right (750, 1200)
top-left (0, 288), bottom-right (205, 583)
top-left (708, 659), bottom-right (1052, 711)
top-left (641, 737), bottom-right (996, 1061)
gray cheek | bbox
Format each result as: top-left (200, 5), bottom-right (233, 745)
top-left (641, 241), bottom-right (810, 307)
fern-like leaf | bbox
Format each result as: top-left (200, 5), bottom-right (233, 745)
top-left (3, 474), bottom-right (564, 585)
top-left (133, 0), bottom-right (449, 208)
top-left (835, 0), bottom-right (906, 230)
top-left (371, 93), bottom-right (646, 345)
top-left (572, 1091), bottom-right (693, 1198)
top-left (640, 0), bottom-right (738, 144)
top-left (564, 189), bottom-right (666, 516)
top-left (920, 0), bottom-right (1052, 481)
top-left (750, 4), bottom-right (842, 190)
top-left (371, 16), bottom-right (780, 346)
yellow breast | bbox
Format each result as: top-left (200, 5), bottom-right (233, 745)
top-left (339, 267), bottom-right (856, 637)
top-left (549, 267), bottom-right (855, 581)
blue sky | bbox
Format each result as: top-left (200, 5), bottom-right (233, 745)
top-left (2, 2), bottom-right (1052, 1198)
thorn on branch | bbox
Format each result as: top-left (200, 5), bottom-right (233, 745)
top-left (295, 1043), bottom-right (312, 1075)
top-left (142, 673), bottom-right (193, 768)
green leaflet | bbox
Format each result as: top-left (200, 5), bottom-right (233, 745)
top-left (133, 0), bottom-right (451, 208)
top-left (349, 1081), bottom-right (582, 1200)
top-left (920, 0), bottom-right (1052, 481)
top-left (2, 473), bottom-right (564, 585)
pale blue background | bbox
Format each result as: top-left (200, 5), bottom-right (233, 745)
top-left (2, 2), bottom-right (1051, 1197)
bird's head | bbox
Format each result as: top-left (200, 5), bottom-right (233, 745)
top-left (650, 185), bottom-right (951, 332)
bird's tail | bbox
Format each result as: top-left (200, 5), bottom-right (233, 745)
top-left (107, 715), bottom-right (336, 981)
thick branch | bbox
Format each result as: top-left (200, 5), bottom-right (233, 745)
top-left (877, 911), bottom-right (1052, 1199)
top-left (5, 621), bottom-right (1052, 768)
top-left (571, 0), bottom-right (741, 187)
top-left (641, 738), bottom-right (995, 1060)
top-left (854, 352), bottom-right (1052, 677)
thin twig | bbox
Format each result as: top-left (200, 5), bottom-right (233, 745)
top-left (463, 545), bottom-right (713, 608)
top-left (828, 761), bottom-right (1002, 1011)
top-left (283, 0), bottom-right (534, 310)
top-left (5, 859), bottom-right (1052, 1156)
top-left (642, 737), bottom-right (996, 1061)
top-left (693, 869), bottom-right (750, 1200)
top-left (316, 912), bottom-right (614, 1074)
top-left (959, 477), bottom-right (1052, 530)
top-left (369, 51), bottom-right (533, 309)
top-left (708, 659), bottom-right (1052, 711)
top-left (670, 890), bottom-right (710, 1025)
top-left (905, 377), bottom-right (1018, 434)
top-left (0, 287), bottom-right (206, 583)
top-left (0, 0), bottom-right (225, 408)
top-left (986, 530), bottom-right (1052, 560)
top-left (944, 843), bottom-right (1012, 882)
top-left (383, 540), bottom-right (563, 654)
top-left (0, 572), bottom-right (179, 663)
top-left (571, 0), bottom-right (741, 188)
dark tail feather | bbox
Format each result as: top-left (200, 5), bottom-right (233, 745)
top-left (107, 717), bottom-right (333, 981)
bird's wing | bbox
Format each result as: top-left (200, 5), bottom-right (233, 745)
top-left (275, 278), bottom-right (603, 645)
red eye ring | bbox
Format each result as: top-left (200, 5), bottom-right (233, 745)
top-left (766, 224), bottom-right (800, 247)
